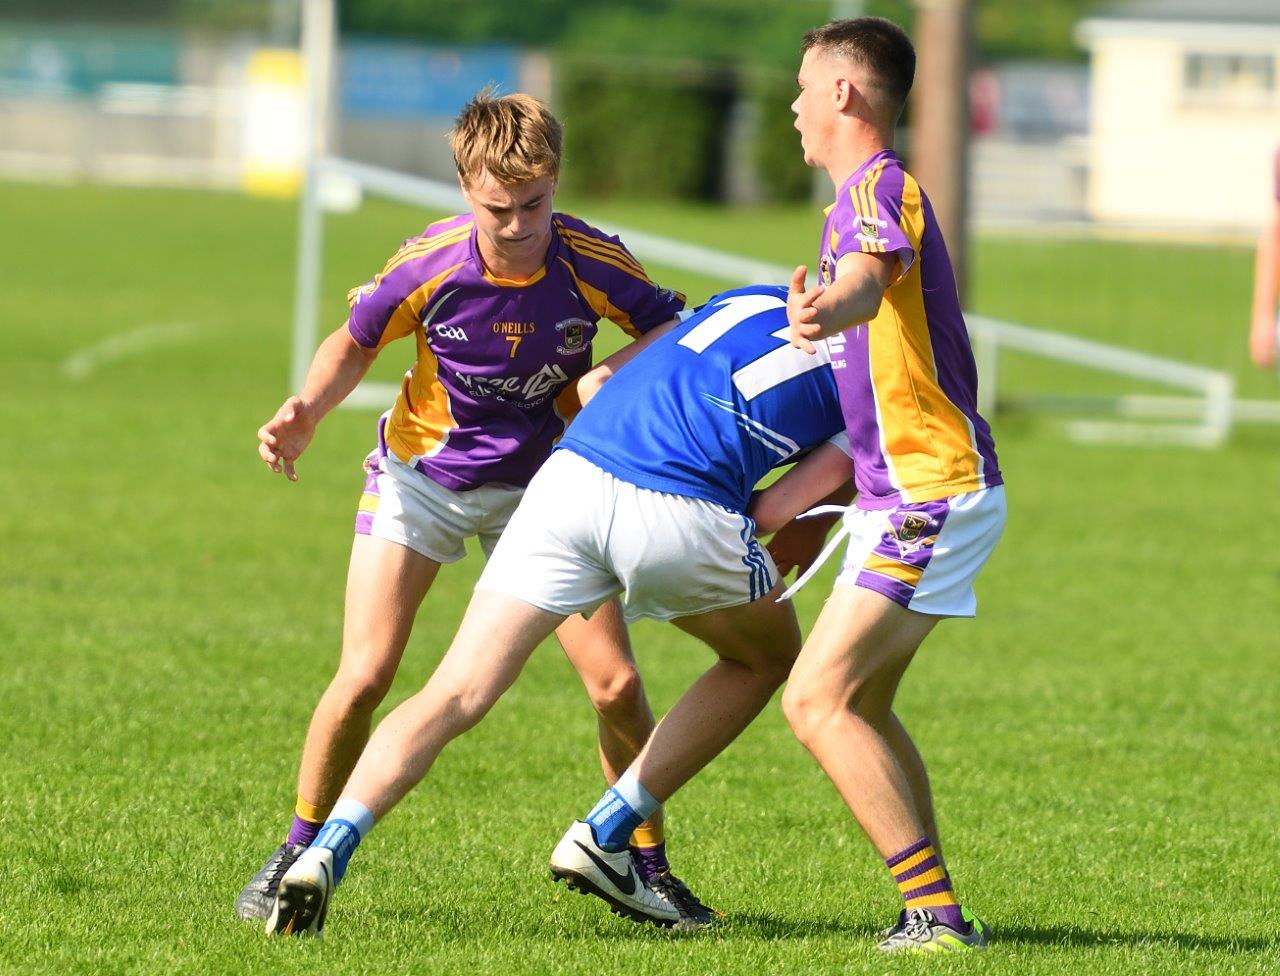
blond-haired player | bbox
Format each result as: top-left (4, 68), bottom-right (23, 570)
top-left (237, 90), bottom-right (710, 925)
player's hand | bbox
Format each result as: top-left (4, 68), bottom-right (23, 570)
top-left (787, 265), bottom-right (824, 355)
top-left (1250, 315), bottom-right (1277, 369)
top-left (766, 516), bottom-right (834, 578)
top-left (257, 395), bottom-right (317, 482)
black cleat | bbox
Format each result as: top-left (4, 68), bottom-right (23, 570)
top-left (235, 842), bottom-right (306, 921)
top-left (647, 870), bottom-right (718, 930)
top-left (265, 847), bottom-right (334, 938)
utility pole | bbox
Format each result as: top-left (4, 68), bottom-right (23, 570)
top-left (910, 0), bottom-right (972, 301)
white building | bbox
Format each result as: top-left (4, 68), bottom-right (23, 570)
top-left (1077, 0), bottom-right (1280, 229)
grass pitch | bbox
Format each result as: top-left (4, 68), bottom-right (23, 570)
top-left (0, 180), bottom-right (1277, 975)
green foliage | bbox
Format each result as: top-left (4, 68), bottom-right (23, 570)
top-left (748, 75), bottom-right (812, 203)
top-left (977, 0), bottom-right (1113, 62)
top-left (557, 58), bottom-right (734, 200)
top-left (339, 0), bottom-right (582, 48)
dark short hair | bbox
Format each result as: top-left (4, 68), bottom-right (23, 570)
top-left (801, 17), bottom-right (916, 123)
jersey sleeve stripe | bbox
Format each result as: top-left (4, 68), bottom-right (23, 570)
top-left (849, 184), bottom-right (869, 253)
top-left (557, 227), bottom-right (651, 280)
top-left (865, 161), bottom-right (888, 253)
top-left (560, 234), bottom-right (651, 282)
top-left (854, 174), bottom-right (881, 253)
top-left (379, 223), bottom-right (473, 277)
top-left (556, 256), bottom-right (642, 338)
top-left (562, 236), bottom-right (656, 284)
top-left (556, 224), bottom-right (647, 271)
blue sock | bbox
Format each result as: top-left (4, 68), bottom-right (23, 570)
top-left (312, 799), bottom-right (375, 884)
top-left (585, 771), bottom-right (658, 853)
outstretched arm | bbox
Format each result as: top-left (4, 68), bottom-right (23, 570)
top-left (760, 479), bottom-right (856, 578)
top-left (788, 251), bottom-right (896, 354)
top-left (1251, 201), bottom-right (1280, 369)
top-left (750, 439), bottom-right (853, 535)
top-left (257, 324), bottom-right (381, 481)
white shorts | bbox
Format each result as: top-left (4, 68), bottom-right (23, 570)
top-left (834, 485), bottom-right (1006, 618)
top-left (354, 455), bottom-right (524, 563)
top-left (477, 450), bottom-right (777, 623)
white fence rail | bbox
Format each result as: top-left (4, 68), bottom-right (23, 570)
top-left (296, 157), bottom-right (1242, 448)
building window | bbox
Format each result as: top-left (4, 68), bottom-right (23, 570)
top-left (1182, 52), bottom-right (1276, 109)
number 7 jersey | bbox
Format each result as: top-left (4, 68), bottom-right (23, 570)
top-left (558, 285), bottom-right (847, 512)
top-left (346, 212), bottom-right (684, 491)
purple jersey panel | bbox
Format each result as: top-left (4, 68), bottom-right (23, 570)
top-left (345, 213), bottom-right (684, 491)
top-left (820, 150), bottom-right (1001, 508)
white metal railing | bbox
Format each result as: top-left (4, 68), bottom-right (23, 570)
top-left (294, 156), bottom-right (1241, 448)
top-left (968, 315), bottom-right (1233, 447)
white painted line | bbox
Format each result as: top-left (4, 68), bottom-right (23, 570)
top-left (63, 323), bottom-right (204, 381)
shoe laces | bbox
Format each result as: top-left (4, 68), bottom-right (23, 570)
top-left (900, 907), bottom-right (938, 942)
top-left (264, 844), bottom-right (302, 891)
top-left (649, 871), bottom-right (710, 919)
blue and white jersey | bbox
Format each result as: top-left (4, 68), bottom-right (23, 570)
top-left (559, 285), bottom-right (846, 512)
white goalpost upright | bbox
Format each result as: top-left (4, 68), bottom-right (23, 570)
top-left (290, 0), bottom-right (335, 396)
top-left (289, 0), bottom-right (1240, 447)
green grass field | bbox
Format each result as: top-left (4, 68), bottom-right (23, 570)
top-left (1, 180), bottom-right (1277, 975)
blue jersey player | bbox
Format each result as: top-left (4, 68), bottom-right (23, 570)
top-left (264, 285), bottom-right (850, 935)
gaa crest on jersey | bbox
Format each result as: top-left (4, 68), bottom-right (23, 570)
top-left (818, 253), bottom-right (834, 286)
top-left (855, 214), bottom-right (890, 248)
top-left (889, 511), bottom-right (936, 557)
top-left (556, 317), bottom-right (589, 355)
top-left (896, 512), bottom-right (931, 542)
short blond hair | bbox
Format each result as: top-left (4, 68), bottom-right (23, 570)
top-left (449, 88), bottom-right (562, 188)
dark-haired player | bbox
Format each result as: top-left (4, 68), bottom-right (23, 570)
top-left (770, 17), bottom-right (1005, 953)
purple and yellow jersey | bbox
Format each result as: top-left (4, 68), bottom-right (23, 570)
top-left (346, 213), bottom-right (684, 491)
top-left (819, 149), bottom-right (1002, 511)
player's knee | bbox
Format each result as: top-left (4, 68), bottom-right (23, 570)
top-left (586, 665), bottom-right (646, 720)
top-left (330, 667), bottom-right (395, 717)
top-left (781, 680), bottom-right (842, 747)
top-left (439, 679), bottom-right (504, 733)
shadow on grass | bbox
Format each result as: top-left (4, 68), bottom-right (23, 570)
top-left (546, 914), bottom-right (1277, 954)
top-left (995, 923), bottom-right (1276, 954)
top-left (345, 904), bottom-right (1277, 955)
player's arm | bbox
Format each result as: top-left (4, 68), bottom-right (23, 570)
top-left (556, 316), bottom-right (681, 417)
top-left (257, 324), bottom-right (380, 481)
top-left (1250, 200), bottom-right (1280, 369)
top-left (760, 480), bottom-right (856, 577)
top-left (788, 251), bottom-right (896, 354)
top-left (749, 439), bottom-right (853, 535)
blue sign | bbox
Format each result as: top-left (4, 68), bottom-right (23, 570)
top-left (341, 42), bottom-right (520, 119)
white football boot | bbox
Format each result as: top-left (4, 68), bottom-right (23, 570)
top-left (549, 821), bottom-right (681, 927)
top-left (264, 846), bottom-right (333, 938)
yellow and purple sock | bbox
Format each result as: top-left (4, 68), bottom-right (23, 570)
top-left (285, 796), bottom-right (331, 848)
top-left (628, 819), bottom-right (668, 884)
top-left (886, 838), bottom-right (967, 933)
